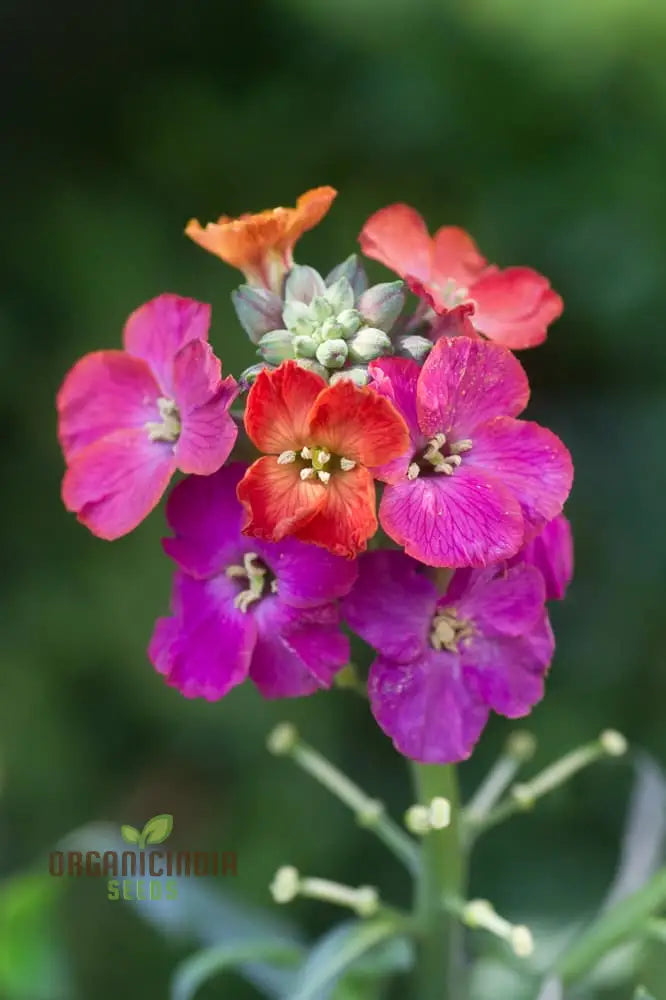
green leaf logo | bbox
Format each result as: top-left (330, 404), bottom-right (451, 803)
top-left (140, 814), bottom-right (174, 847)
top-left (121, 824), bottom-right (140, 845)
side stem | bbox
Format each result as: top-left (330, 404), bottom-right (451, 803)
top-left (411, 762), bottom-right (466, 1000)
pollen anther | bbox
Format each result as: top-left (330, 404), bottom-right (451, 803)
top-left (300, 467), bottom-right (316, 481)
top-left (277, 450), bottom-right (296, 465)
top-left (340, 457), bottom-right (356, 471)
top-left (318, 470), bottom-right (331, 484)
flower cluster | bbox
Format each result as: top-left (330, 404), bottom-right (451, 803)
top-left (57, 186), bottom-right (573, 763)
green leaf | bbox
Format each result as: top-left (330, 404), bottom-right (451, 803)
top-left (141, 813), bottom-right (173, 845)
top-left (555, 867), bottom-right (666, 984)
top-left (289, 919), bottom-right (401, 1000)
top-left (120, 824), bottom-right (140, 844)
top-left (171, 941), bottom-right (303, 1000)
top-left (0, 871), bottom-right (70, 999)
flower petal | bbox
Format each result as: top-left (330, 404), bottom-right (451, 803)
top-left (308, 380), bottom-right (410, 468)
top-left (417, 336), bottom-right (530, 441)
top-left (62, 428), bottom-right (174, 539)
top-left (245, 361), bottom-right (326, 454)
top-left (369, 652), bottom-right (489, 763)
top-left (471, 266), bottom-right (563, 349)
top-left (293, 465), bottom-right (377, 559)
top-left (342, 551), bottom-right (436, 662)
top-left (359, 204), bottom-right (433, 283)
top-left (431, 226), bottom-right (487, 287)
top-left (163, 464), bottom-right (246, 578)
top-left (510, 513), bottom-right (573, 600)
top-left (171, 340), bottom-right (238, 475)
top-left (57, 351), bottom-right (160, 460)
top-left (238, 455), bottom-right (326, 542)
top-left (123, 294), bottom-right (211, 396)
top-left (149, 573), bottom-right (255, 700)
top-left (379, 466), bottom-right (524, 568)
top-left (368, 357), bottom-right (423, 482)
top-left (447, 564), bottom-right (546, 637)
top-left (470, 416), bottom-right (574, 537)
top-left (254, 536), bottom-right (358, 608)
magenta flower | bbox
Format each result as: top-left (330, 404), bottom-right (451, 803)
top-left (369, 337), bottom-right (573, 567)
top-left (342, 550), bottom-right (554, 763)
top-left (57, 294), bottom-right (238, 539)
top-left (149, 464), bottom-right (357, 700)
top-left (510, 513), bottom-right (574, 601)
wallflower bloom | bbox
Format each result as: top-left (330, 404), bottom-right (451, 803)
top-left (186, 186), bottom-right (337, 291)
top-left (343, 551), bottom-right (554, 763)
top-left (359, 203), bottom-right (563, 349)
top-left (237, 361), bottom-right (410, 558)
top-left (369, 338), bottom-right (573, 567)
top-left (510, 513), bottom-right (573, 601)
top-left (150, 464), bottom-right (356, 700)
top-left (57, 294), bottom-right (237, 540)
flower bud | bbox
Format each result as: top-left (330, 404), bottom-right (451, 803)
top-left (316, 338), bottom-right (348, 369)
top-left (293, 334), bottom-right (317, 358)
top-left (325, 277), bottom-right (355, 315)
top-left (270, 866), bottom-right (300, 903)
top-left (329, 367), bottom-right (370, 387)
top-left (319, 318), bottom-right (345, 341)
top-left (239, 363), bottom-right (266, 386)
top-left (359, 281), bottom-right (405, 332)
top-left (232, 285), bottom-right (284, 344)
top-left (297, 358), bottom-right (329, 379)
top-left (397, 335), bottom-right (433, 363)
top-left (284, 265), bottom-right (326, 305)
top-left (257, 330), bottom-right (295, 365)
top-left (310, 296), bottom-right (334, 324)
top-left (325, 254), bottom-right (368, 299)
top-left (348, 327), bottom-right (393, 363)
top-left (282, 299), bottom-right (314, 335)
top-left (336, 308), bottom-right (363, 338)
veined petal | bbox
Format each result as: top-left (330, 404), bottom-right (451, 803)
top-left (123, 294), bottom-right (211, 396)
top-left (369, 653), bottom-right (489, 763)
top-left (449, 563), bottom-right (546, 637)
top-left (254, 536), bottom-right (358, 608)
top-left (510, 513), bottom-right (573, 601)
top-left (62, 428), bottom-right (175, 539)
top-left (238, 455), bottom-right (326, 542)
top-left (431, 226), bottom-right (487, 287)
top-left (417, 336), bottom-right (530, 440)
top-left (359, 204), bottom-right (433, 283)
top-left (368, 357), bottom-right (424, 483)
top-left (57, 350), bottom-right (160, 460)
top-left (379, 466), bottom-right (524, 568)
top-left (172, 340), bottom-right (238, 475)
top-left (308, 380), bottom-right (410, 468)
top-left (245, 361), bottom-right (326, 454)
top-left (293, 465), bottom-right (377, 559)
top-left (471, 266), bottom-right (563, 349)
top-left (470, 416), bottom-right (574, 537)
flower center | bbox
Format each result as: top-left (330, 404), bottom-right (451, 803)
top-left (430, 607), bottom-right (475, 652)
top-left (407, 433), bottom-right (472, 480)
top-left (225, 552), bottom-right (276, 612)
top-left (277, 446), bottom-right (356, 485)
top-left (145, 397), bottom-right (181, 443)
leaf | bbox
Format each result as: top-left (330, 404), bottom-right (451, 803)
top-left (120, 824), bottom-right (140, 844)
top-left (141, 813), bottom-right (174, 846)
top-left (0, 871), bottom-right (71, 999)
top-left (289, 919), bottom-right (400, 1000)
top-left (171, 941), bottom-right (302, 1000)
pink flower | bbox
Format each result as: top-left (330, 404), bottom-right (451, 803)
top-left (359, 204), bottom-right (563, 349)
top-left (510, 513), bottom-right (574, 601)
top-left (369, 337), bottom-right (573, 568)
top-left (57, 293), bottom-right (238, 540)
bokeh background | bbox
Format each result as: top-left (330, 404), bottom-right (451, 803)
top-left (3, 0), bottom-right (666, 996)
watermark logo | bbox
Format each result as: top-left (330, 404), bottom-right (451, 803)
top-left (49, 814), bottom-right (237, 902)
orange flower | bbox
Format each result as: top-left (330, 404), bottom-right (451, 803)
top-left (186, 186), bottom-right (337, 290)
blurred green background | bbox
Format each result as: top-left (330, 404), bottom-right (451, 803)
top-left (3, 0), bottom-right (666, 996)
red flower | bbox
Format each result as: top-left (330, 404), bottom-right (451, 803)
top-left (359, 204), bottom-right (563, 349)
top-left (237, 362), bottom-right (410, 558)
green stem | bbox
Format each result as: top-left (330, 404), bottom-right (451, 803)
top-left (411, 763), bottom-right (466, 1000)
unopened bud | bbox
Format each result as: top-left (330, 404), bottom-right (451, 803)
top-left (511, 925), bottom-right (534, 957)
top-left (326, 254), bottom-right (368, 299)
top-left (506, 731), bottom-right (537, 763)
top-left (316, 338), bottom-right (348, 369)
top-left (600, 729), bottom-right (628, 757)
top-left (293, 335), bottom-right (317, 359)
top-left (359, 281), bottom-right (405, 332)
top-left (284, 265), bottom-right (326, 304)
top-left (325, 276), bottom-right (355, 315)
top-left (232, 285), bottom-right (285, 344)
top-left (329, 367), bottom-right (370, 387)
top-left (258, 330), bottom-right (294, 365)
top-left (336, 309), bottom-right (362, 338)
top-left (267, 722), bottom-right (298, 755)
top-left (297, 359), bottom-right (329, 379)
top-left (404, 804), bottom-right (431, 835)
top-left (282, 299), bottom-right (314, 334)
top-left (270, 865), bottom-right (300, 903)
top-left (397, 334), bottom-right (433, 363)
top-left (319, 317), bottom-right (345, 341)
top-left (348, 327), bottom-right (392, 363)
top-left (239, 363), bottom-right (266, 387)
top-left (428, 797), bottom-right (451, 829)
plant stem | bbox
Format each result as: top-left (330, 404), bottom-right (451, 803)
top-left (411, 763), bottom-right (466, 1000)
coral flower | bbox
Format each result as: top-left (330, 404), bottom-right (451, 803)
top-left (343, 550), bottom-right (554, 763)
top-left (237, 361), bottom-right (410, 558)
top-left (186, 186), bottom-right (337, 291)
top-left (359, 203), bottom-right (563, 349)
top-left (369, 337), bottom-right (573, 568)
top-left (150, 464), bottom-right (357, 700)
top-left (57, 294), bottom-right (237, 540)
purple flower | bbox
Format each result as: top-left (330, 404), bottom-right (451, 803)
top-left (149, 464), bottom-right (357, 700)
top-left (368, 337), bottom-right (574, 568)
top-left (510, 513), bottom-right (573, 601)
top-left (342, 550), bottom-right (554, 763)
